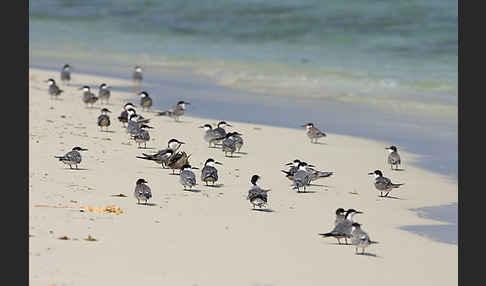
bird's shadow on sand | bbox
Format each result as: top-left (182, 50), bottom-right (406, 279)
top-left (236, 151), bottom-right (248, 155)
top-left (137, 147), bottom-right (155, 150)
top-left (326, 242), bottom-right (352, 246)
top-left (168, 172), bottom-right (181, 176)
top-left (65, 168), bottom-right (89, 171)
top-left (224, 155), bottom-right (242, 158)
top-left (204, 184), bottom-right (223, 188)
top-left (355, 252), bottom-right (381, 258)
top-left (378, 195), bottom-right (404, 200)
top-left (308, 183), bottom-right (331, 188)
top-left (296, 190), bottom-right (318, 193)
top-left (312, 142), bottom-right (327, 145)
top-left (252, 208), bottom-right (274, 212)
top-left (392, 168), bottom-right (406, 171)
top-left (138, 202), bottom-right (157, 206)
top-left (183, 189), bottom-right (201, 193)
top-left (101, 130), bottom-right (116, 133)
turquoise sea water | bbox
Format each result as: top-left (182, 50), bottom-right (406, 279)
top-left (30, 0), bottom-right (458, 118)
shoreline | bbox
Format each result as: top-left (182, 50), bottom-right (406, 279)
top-left (30, 58), bottom-right (458, 180)
top-left (29, 67), bottom-right (457, 285)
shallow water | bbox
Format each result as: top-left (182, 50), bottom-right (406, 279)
top-left (401, 203), bottom-right (458, 245)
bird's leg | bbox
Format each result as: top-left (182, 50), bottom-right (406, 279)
top-left (337, 238), bottom-right (341, 245)
top-left (385, 192), bottom-right (390, 197)
top-left (380, 191), bottom-right (383, 197)
top-left (137, 199), bottom-right (140, 204)
top-left (75, 164), bottom-right (78, 169)
top-left (345, 238), bottom-right (348, 245)
top-left (355, 247), bottom-right (358, 254)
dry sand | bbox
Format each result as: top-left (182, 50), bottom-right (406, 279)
top-left (29, 67), bottom-right (457, 286)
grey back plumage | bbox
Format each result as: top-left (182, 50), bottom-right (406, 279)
top-left (388, 151), bottom-right (401, 166)
top-left (140, 96), bottom-right (152, 109)
top-left (49, 84), bottom-right (63, 96)
top-left (293, 169), bottom-right (310, 190)
top-left (204, 129), bottom-right (225, 143)
top-left (134, 183), bottom-right (152, 203)
top-left (83, 91), bottom-right (98, 105)
top-left (308, 168), bottom-right (333, 182)
top-left (61, 70), bottom-right (71, 82)
top-left (57, 150), bottom-right (82, 165)
top-left (247, 185), bottom-right (268, 204)
top-left (329, 219), bottom-right (353, 238)
top-left (201, 165), bottom-right (218, 183)
top-left (180, 169), bottom-right (197, 187)
top-left (222, 136), bottom-right (237, 154)
top-left (97, 114), bottom-right (110, 127)
top-left (374, 176), bottom-right (401, 191)
top-left (133, 129), bottom-right (150, 142)
top-left (159, 105), bottom-right (184, 120)
top-left (233, 134), bottom-right (244, 151)
top-left (133, 71), bottom-right (143, 82)
top-left (307, 126), bottom-right (326, 139)
top-left (127, 120), bottom-right (141, 135)
top-left (334, 213), bottom-right (346, 226)
top-left (212, 127), bottom-right (227, 139)
top-left (98, 88), bottom-right (111, 101)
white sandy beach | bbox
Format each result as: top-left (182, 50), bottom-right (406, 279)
top-left (29, 67), bottom-right (457, 286)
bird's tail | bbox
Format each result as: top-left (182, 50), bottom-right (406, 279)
top-left (54, 156), bottom-right (65, 160)
top-left (392, 183), bottom-right (404, 188)
top-left (281, 170), bottom-right (291, 175)
top-left (317, 171), bottom-right (333, 178)
top-left (136, 155), bottom-right (154, 161)
top-left (318, 232), bottom-right (333, 237)
top-left (370, 240), bottom-right (379, 244)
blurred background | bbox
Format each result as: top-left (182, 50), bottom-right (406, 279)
top-left (29, 0), bottom-right (458, 179)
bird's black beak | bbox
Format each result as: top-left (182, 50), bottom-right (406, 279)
top-left (192, 167), bottom-right (199, 170)
top-left (215, 162), bottom-right (223, 165)
top-left (301, 124), bottom-right (307, 127)
top-left (308, 164), bottom-right (316, 167)
top-left (285, 162), bottom-right (293, 166)
top-left (368, 172), bottom-right (374, 175)
top-left (81, 148), bottom-right (88, 151)
top-left (356, 211), bottom-right (363, 214)
top-left (179, 141), bottom-right (185, 144)
top-left (227, 124), bottom-right (233, 127)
